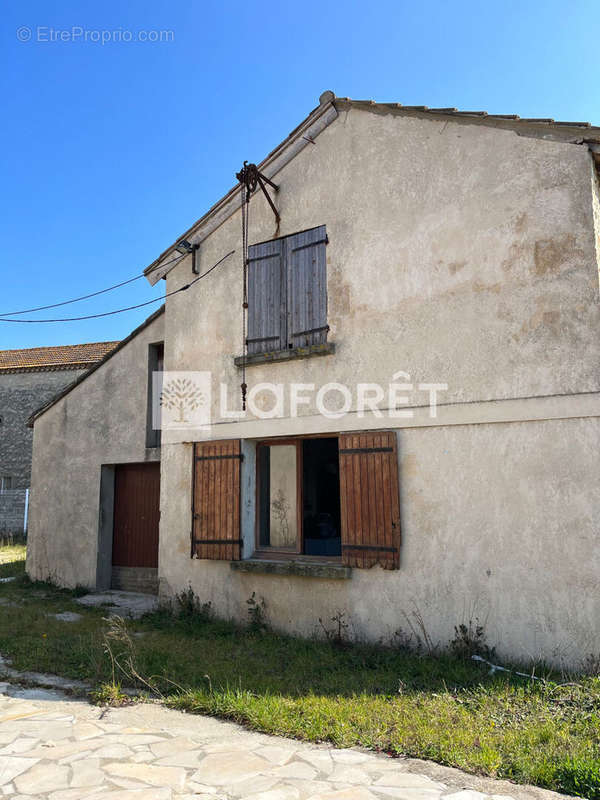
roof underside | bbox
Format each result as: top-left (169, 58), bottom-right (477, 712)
top-left (144, 92), bottom-right (600, 286)
top-left (0, 341), bottom-right (119, 373)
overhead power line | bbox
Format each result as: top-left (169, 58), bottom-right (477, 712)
top-left (0, 250), bottom-right (235, 324)
top-left (0, 252), bottom-right (187, 317)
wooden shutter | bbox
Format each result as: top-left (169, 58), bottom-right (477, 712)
top-left (287, 225), bottom-right (328, 348)
top-left (192, 440), bottom-right (242, 560)
top-left (247, 238), bottom-right (286, 354)
top-left (339, 431), bottom-right (401, 569)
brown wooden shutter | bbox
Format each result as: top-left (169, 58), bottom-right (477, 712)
top-left (247, 238), bottom-right (286, 354)
top-left (339, 431), bottom-right (401, 569)
top-left (192, 439), bottom-right (242, 560)
top-left (287, 225), bottom-right (328, 348)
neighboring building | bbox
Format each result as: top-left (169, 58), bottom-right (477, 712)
top-left (0, 341), bottom-right (117, 533)
top-left (26, 92), bottom-right (600, 667)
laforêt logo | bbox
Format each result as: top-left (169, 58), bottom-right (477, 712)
top-left (153, 371), bottom-right (212, 430)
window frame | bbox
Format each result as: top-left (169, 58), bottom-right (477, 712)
top-left (146, 341), bottom-right (164, 449)
top-left (253, 433), bottom-right (342, 562)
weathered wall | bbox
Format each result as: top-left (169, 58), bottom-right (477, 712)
top-left (162, 106), bottom-right (600, 433)
top-left (0, 369), bottom-right (85, 489)
top-left (157, 107), bottom-right (600, 667)
top-left (26, 313), bottom-right (164, 588)
top-left (159, 418), bottom-right (600, 668)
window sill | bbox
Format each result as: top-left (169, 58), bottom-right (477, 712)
top-left (230, 558), bottom-right (351, 580)
top-left (234, 342), bottom-right (335, 368)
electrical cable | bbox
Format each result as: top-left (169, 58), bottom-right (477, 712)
top-left (0, 250), bottom-right (235, 323)
top-left (0, 252), bottom-right (187, 317)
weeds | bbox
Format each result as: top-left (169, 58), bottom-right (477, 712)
top-left (556, 758), bottom-right (600, 800)
top-left (174, 586), bottom-right (213, 622)
top-left (451, 619), bottom-right (495, 660)
top-left (101, 615), bottom-right (160, 697)
top-left (246, 592), bottom-right (267, 631)
top-left (401, 605), bottom-right (437, 655)
top-left (89, 681), bottom-right (132, 707)
top-left (582, 653), bottom-right (600, 676)
top-left (319, 610), bottom-right (349, 646)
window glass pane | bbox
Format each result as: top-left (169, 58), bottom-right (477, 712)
top-left (258, 444), bottom-right (297, 549)
top-left (302, 438), bottom-right (341, 556)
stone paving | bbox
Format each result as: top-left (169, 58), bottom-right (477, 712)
top-left (0, 684), bottom-right (570, 800)
top-left (75, 591), bottom-right (159, 619)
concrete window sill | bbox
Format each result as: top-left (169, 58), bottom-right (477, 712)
top-left (230, 559), bottom-right (351, 579)
top-left (233, 342), bottom-right (335, 368)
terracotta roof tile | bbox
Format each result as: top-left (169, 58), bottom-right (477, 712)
top-left (0, 341), bottom-right (119, 372)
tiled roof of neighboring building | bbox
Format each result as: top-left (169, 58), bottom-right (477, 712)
top-left (28, 306), bottom-right (164, 426)
top-left (0, 341), bottom-right (119, 373)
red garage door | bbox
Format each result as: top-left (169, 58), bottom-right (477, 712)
top-left (112, 463), bottom-right (160, 568)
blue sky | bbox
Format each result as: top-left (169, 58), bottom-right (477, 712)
top-left (1, 0), bottom-right (598, 350)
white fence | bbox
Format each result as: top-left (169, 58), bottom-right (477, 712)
top-left (0, 489), bottom-right (29, 536)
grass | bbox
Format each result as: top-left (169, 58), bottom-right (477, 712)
top-left (0, 546), bottom-right (599, 797)
top-left (0, 542), bottom-right (26, 572)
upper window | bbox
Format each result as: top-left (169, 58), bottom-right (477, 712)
top-left (247, 225), bottom-right (328, 355)
top-left (146, 342), bottom-right (164, 449)
top-left (0, 476), bottom-right (12, 493)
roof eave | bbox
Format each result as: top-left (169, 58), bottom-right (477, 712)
top-left (143, 93), bottom-right (600, 288)
top-left (143, 96), bottom-right (338, 286)
top-left (336, 98), bottom-right (600, 142)
top-left (27, 306), bottom-right (165, 427)
top-left (0, 362), bottom-right (108, 374)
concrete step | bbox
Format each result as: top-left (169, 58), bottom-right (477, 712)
top-left (111, 566), bottom-right (158, 595)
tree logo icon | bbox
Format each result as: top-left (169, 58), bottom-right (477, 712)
top-left (160, 376), bottom-right (207, 424)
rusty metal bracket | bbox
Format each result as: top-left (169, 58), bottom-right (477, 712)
top-left (236, 161), bottom-right (280, 226)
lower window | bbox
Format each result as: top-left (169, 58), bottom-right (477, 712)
top-left (191, 432), bottom-right (401, 570)
top-left (257, 437), bottom-right (342, 558)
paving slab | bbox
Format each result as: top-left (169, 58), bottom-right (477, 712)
top-left (75, 591), bottom-right (159, 618)
top-left (0, 689), bottom-right (574, 800)
top-left (52, 612), bottom-right (83, 623)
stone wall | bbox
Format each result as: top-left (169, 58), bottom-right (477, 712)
top-left (0, 369), bottom-right (86, 489)
top-left (0, 489), bottom-right (27, 535)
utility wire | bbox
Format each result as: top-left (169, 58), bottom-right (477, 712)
top-left (0, 252), bottom-right (187, 317)
top-left (0, 250), bottom-right (235, 324)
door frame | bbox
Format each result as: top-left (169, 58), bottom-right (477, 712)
top-left (95, 460), bottom-right (161, 590)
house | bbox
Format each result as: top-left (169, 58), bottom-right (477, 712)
top-left (0, 341), bottom-right (117, 534)
top-left (26, 92), bottom-right (600, 667)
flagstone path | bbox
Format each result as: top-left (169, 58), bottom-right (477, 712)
top-left (0, 684), bottom-right (570, 800)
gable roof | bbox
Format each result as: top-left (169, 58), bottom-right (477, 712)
top-left (0, 341), bottom-right (119, 374)
top-left (27, 306), bottom-right (164, 427)
top-left (144, 91), bottom-right (600, 286)
top-left (335, 97), bottom-right (599, 132)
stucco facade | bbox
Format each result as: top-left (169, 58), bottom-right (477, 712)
top-left (26, 311), bottom-right (164, 587)
top-left (158, 101), bottom-right (600, 667)
top-left (26, 96), bottom-right (600, 667)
